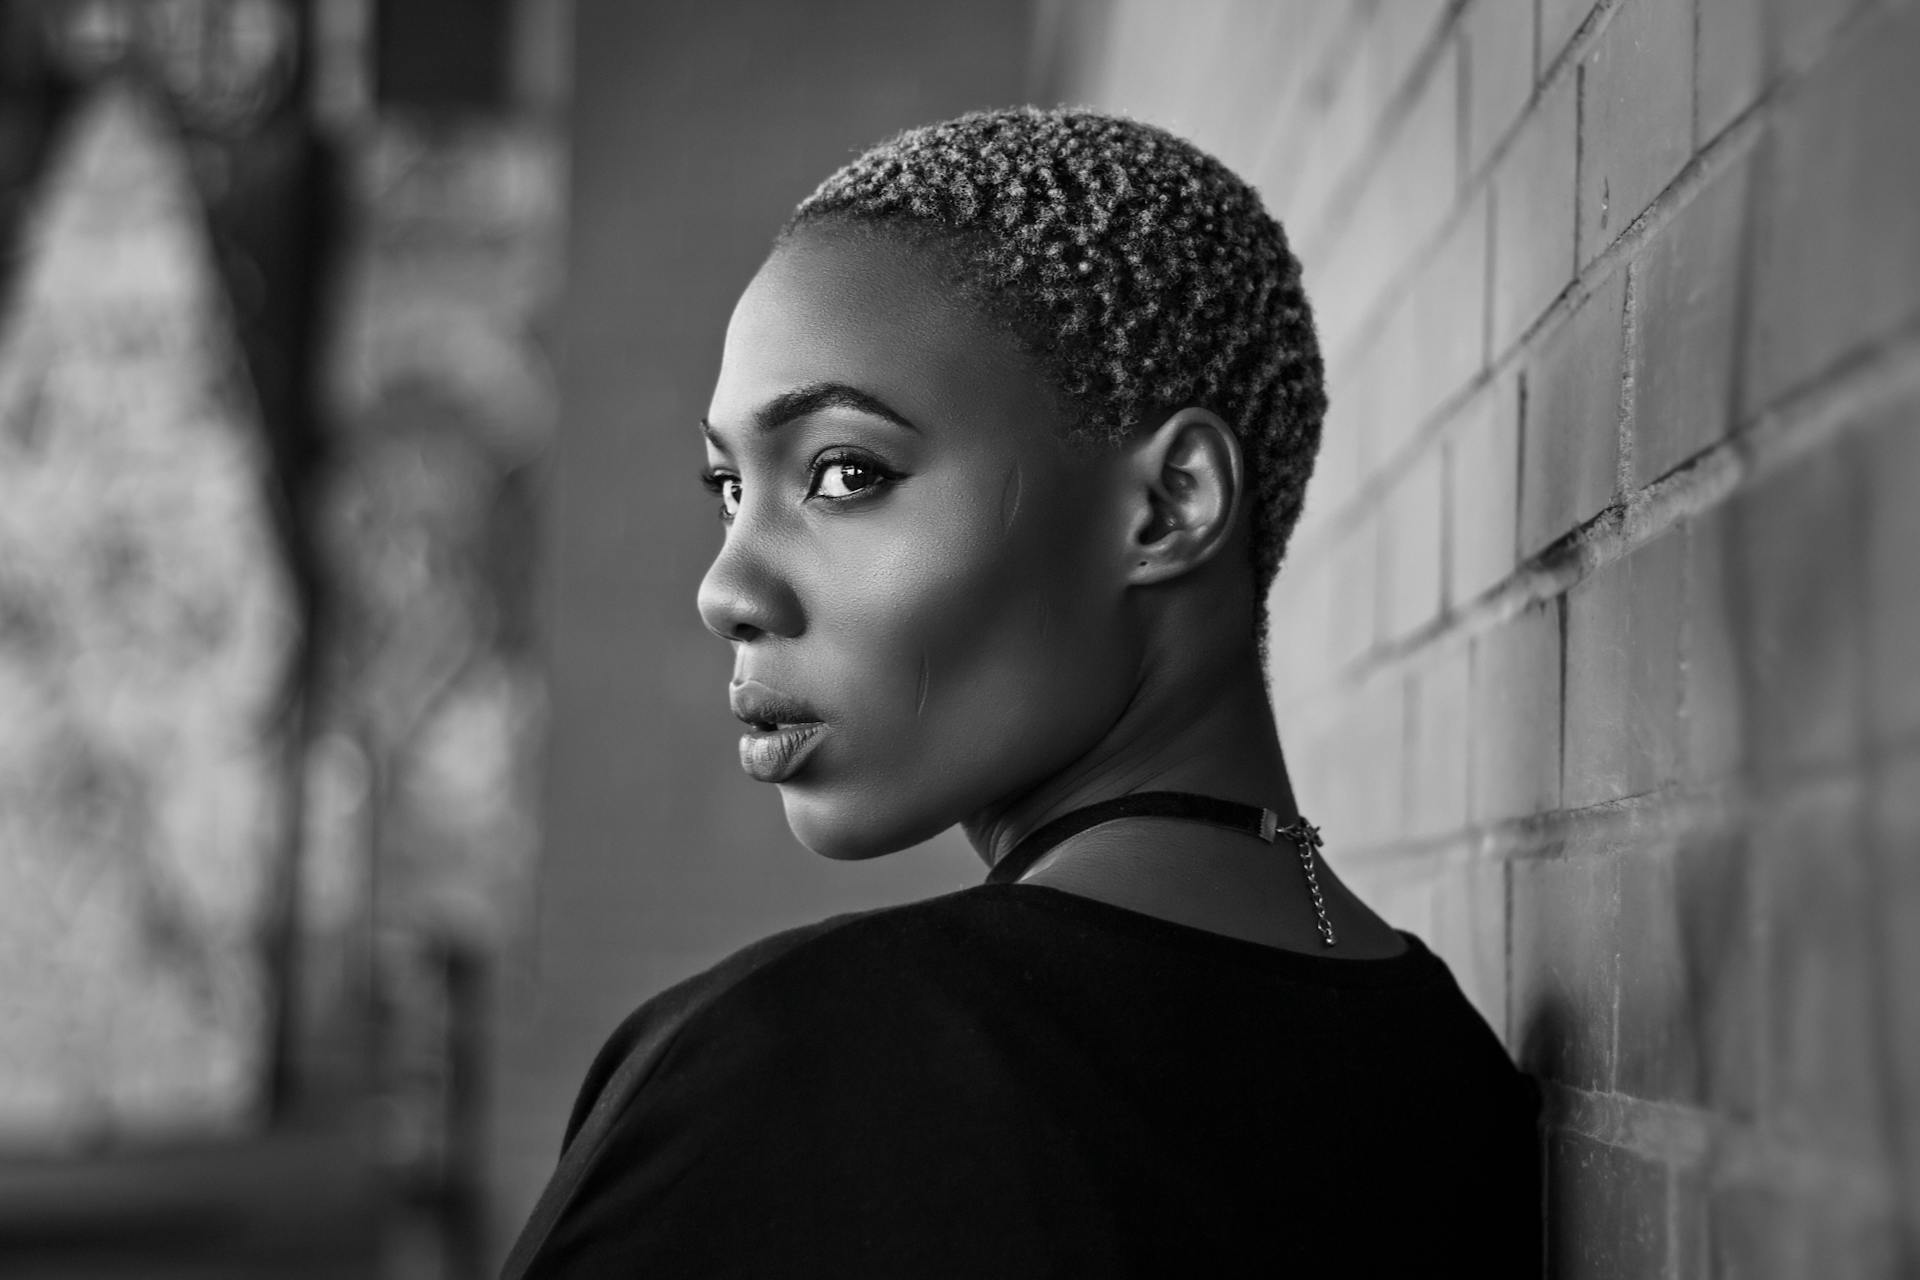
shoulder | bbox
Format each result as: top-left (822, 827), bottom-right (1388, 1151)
top-left (526, 891), bottom-right (1146, 1277)
top-left (562, 888), bottom-right (1014, 1145)
top-left (607, 887), bottom-right (1013, 1040)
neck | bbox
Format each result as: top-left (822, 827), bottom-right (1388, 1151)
top-left (964, 639), bottom-right (1296, 872)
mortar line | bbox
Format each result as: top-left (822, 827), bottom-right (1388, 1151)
top-left (1542, 1082), bottom-right (1904, 1218)
top-left (1310, 0), bottom-right (1626, 378)
top-left (1297, 1), bottom-right (1472, 262)
top-left (1317, 710), bottom-right (1920, 868)
top-left (1303, 313), bottom-right (1920, 707)
top-left (1294, 103), bottom-right (1766, 567)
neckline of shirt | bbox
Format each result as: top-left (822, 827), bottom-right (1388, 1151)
top-left (973, 881), bottom-right (1439, 987)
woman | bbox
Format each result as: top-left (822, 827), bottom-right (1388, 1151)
top-left (504, 106), bottom-right (1541, 1277)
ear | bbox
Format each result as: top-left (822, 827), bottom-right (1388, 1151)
top-left (1119, 406), bottom-right (1245, 586)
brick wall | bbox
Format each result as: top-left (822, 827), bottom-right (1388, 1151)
top-left (1051, 0), bottom-right (1920, 1272)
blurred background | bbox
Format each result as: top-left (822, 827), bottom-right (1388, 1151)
top-left (0, 0), bottom-right (1914, 1276)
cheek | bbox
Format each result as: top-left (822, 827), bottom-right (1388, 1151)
top-left (828, 466), bottom-right (1124, 776)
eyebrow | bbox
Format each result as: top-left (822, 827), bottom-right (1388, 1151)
top-left (701, 381), bottom-right (921, 445)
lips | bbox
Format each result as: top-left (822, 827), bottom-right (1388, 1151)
top-left (730, 680), bottom-right (826, 783)
top-left (729, 679), bottom-right (824, 731)
top-left (737, 722), bottom-right (825, 783)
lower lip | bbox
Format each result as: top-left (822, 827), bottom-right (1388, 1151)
top-left (738, 723), bottom-right (826, 783)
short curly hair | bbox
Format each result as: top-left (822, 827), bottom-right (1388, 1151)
top-left (781, 105), bottom-right (1326, 657)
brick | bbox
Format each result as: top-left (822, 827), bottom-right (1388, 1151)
top-left (1770, 0), bottom-right (1879, 77)
top-left (1799, 1205), bottom-right (1908, 1280)
top-left (1471, 600), bottom-right (1563, 822)
top-left (1300, 3), bottom-right (1453, 238)
top-left (1323, 516), bottom-right (1378, 673)
top-left (1462, 0), bottom-right (1537, 178)
top-left (1290, 43), bottom-right (1387, 245)
top-left (1710, 1184), bottom-right (1807, 1279)
top-left (1376, 447), bottom-right (1445, 643)
top-left (1092, 6), bottom-right (1218, 132)
top-left (1756, 781), bottom-right (1885, 1161)
top-left (1320, 8), bottom-right (1428, 192)
top-left (1404, 639), bottom-right (1470, 839)
top-left (1679, 509), bottom-right (1745, 784)
top-left (1545, 1133), bottom-right (1667, 1280)
top-left (1355, 192), bottom-right (1489, 473)
top-left (1447, 375), bottom-right (1521, 603)
top-left (1361, 0), bottom-right (1452, 104)
top-left (1264, 558), bottom-right (1323, 703)
top-left (1520, 271), bottom-right (1625, 557)
top-left (1309, 367), bottom-right (1367, 524)
top-left (1735, 443), bottom-right (1867, 780)
top-left (1314, 669), bottom-right (1407, 850)
top-left (1696, 0), bottom-right (1766, 142)
top-left (1306, 233), bottom-right (1381, 360)
top-left (1262, 0), bottom-right (1348, 93)
top-left (1185, 0), bottom-right (1297, 180)
top-left (1512, 851), bottom-right (1617, 1088)
top-left (1347, 860), bottom-right (1437, 940)
top-left (1859, 398), bottom-right (1920, 747)
top-left (1428, 855), bottom-right (1506, 1034)
top-left (1492, 75), bottom-right (1576, 352)
top-left (1697, 0), bottom-right (1879, 145)
top-left (1747, 6), bottom-right (1920, 409)
top-left (1289, 694), bottom-right (1343, 817)
top-left (1615, 831), bottom-right (1757, 1111)
top-left (1540, 0), bottom-right (1597, 70)
top-left (1871, 757), bottom-right (1920, 1228)
top-left (1671, 1163), bottom-right (1710, 1279)
top-left (1564, 530), bottom-right (1684, 808)
top-left (1710, 1186), bottom-right (1905, 1280)
top-left (1578, 0), bottom-right (1695, 265)
top-left (1325, 39), bottom-right (1465, 353)
top-left (1349, 310), bottom-right (1418, 471)
top-left (1407, 187), bottom-right (1491, 413)
top-left (1633, 158), bottom-right (1751, 484)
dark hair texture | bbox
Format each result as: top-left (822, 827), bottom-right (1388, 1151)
top-left (780, 105), bottom-right (1327, 659)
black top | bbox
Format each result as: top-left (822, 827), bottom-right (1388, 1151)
top-left (504, 883), bottom-right (1542, 1278)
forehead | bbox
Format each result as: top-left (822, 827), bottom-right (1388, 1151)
top-left (707, 227), bottom-right (1062, 442)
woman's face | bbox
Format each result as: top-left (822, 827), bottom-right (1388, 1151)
top-left (697, 227), bottom-right (1142, 858)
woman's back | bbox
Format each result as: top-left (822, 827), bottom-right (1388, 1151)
top-left (509, 883), bottom-right (1541, 1277)
top-left (507, 103), bottom-right (1542, 1277)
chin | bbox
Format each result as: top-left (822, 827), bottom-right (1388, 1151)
top-left (778, 784), bottom-right (953, 861)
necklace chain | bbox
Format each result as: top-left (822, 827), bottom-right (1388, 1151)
top-left (1275, 816), bottom-right (1337, 947)
top-left (989, 792), bottom-right (1339, 947)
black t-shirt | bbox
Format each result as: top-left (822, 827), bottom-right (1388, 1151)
top-left (504, 882), bottom-right (1542, 1277)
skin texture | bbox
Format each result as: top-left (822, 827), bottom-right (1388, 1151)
top-left (698, 226), bottom-right (1403, 957)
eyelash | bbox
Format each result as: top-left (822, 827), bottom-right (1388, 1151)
top-left (697, 450), bottom-right (898, 522)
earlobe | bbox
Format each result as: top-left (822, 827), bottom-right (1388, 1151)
top-left (1123, 406), bottom-right (1243, 585)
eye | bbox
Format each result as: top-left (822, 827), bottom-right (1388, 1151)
top-left (809, 452), bottom-right (891, 501)
top-left (698, 469), bottom-right (742, 521)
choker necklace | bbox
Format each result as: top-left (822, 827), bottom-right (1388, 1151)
top-left (984, 790), bottom-right (1337, 947)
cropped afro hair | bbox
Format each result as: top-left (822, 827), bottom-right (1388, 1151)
top-left (781, 105), bottom-right (1326, 656)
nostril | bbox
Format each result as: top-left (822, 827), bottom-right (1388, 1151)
top-left (696, 555), bottom-right (800, 642)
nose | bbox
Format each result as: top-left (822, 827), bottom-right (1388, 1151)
top-left (696, 525), bottom-right (803, 642)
